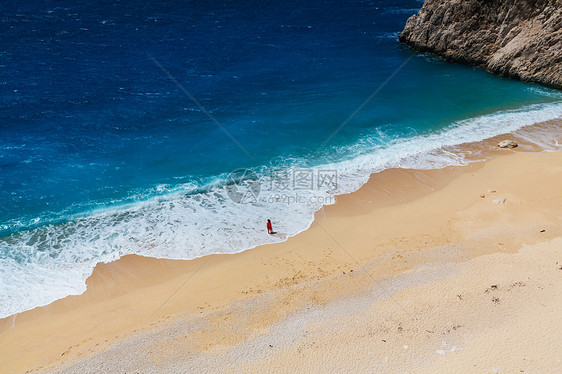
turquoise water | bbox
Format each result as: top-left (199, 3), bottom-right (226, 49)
top-left (1, 0), bottom-right (561, 317)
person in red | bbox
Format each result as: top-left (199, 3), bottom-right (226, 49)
top-left (266, 219), bottom-right (273, 234)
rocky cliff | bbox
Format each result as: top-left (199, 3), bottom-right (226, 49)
top-left (399, 0), bottom-right (562, 89)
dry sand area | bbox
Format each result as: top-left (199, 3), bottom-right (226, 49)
top-left (1, 129), bottom-right (561, 373)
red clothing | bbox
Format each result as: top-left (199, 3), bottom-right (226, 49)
top-left (267, 221), bottom-right (273, 231)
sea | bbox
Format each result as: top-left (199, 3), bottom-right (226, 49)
top-left (1, 0), bottom-right (562, 318)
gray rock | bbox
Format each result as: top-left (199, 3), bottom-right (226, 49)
top-left (497, 140), bottom-right (518, 148)
top-left (399, 0), bottom-right (562, 89)
top-left (493, 197), bottom-right (507, 204)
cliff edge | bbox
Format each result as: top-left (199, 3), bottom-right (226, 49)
top-left (399, 0), bottom-right (562, 89)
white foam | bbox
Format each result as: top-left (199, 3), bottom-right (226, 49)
top-left (1, 101), bottom-right (561, 318)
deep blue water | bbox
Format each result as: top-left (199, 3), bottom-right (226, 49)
top-left (1, 0), bottom-right (561, 317)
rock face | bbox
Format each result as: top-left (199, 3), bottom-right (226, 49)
top-left (399, 0), bottom-right (562, 89)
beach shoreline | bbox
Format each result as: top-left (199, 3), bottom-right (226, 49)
top-left (1, 123), bottom-right (561, 373)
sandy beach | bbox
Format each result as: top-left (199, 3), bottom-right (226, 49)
top-left (1, 126), bottom-right (561, 373)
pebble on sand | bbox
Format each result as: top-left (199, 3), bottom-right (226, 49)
top-left (497, 140), bottom-right (518, 148)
